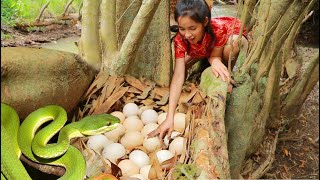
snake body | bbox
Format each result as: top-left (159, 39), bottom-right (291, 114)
top-left (1, 103), bottom-right (31, 180)
top-left (1, 103), bottom-right (120, 180)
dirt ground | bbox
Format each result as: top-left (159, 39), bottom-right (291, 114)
top-left (1, 10), bottom-right (319, 179)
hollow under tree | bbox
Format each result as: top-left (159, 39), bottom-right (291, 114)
top-left (78, 0), bottom-right (318, 178)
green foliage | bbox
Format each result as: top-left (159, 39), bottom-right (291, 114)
top-left (1, 0), bottom-right (82, 24)
top-left (1, 0), bottom-right (19, 25)
top-left (1, 31), bottom-right (12, 40)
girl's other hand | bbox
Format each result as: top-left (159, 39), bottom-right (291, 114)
top-left (147, 118), bottom-right (174, 140)
top-left (209, 57), bottom-right (231, 83)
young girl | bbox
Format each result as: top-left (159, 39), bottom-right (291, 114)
top-left (148, 0), bottom-right (248, 140)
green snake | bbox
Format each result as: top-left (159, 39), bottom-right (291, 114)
top-left (1, 103), bottom-right (120, 180)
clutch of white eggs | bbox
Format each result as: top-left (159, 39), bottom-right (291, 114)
top-left (85, 102), bottom-right (187, 180)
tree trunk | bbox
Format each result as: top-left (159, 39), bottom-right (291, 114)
top-left (190, 68), bottom-right (230, 179)
top-left (78, 0), bottom-right (101, 70)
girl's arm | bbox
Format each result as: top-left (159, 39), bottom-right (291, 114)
top-left (148, 57), bottom-right (186, 140)
top-left (208, 47), bottom-right (231, 83)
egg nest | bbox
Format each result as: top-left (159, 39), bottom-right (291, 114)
top-left (73, 71), bottom-right (209, 180)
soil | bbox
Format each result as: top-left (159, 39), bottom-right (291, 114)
top-left (1, 8), bottom-right (319, 179)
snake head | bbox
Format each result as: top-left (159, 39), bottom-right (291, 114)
top-left (78, 114), bottom-right (120, 136)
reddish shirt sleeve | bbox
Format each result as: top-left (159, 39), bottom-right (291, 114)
top-left (211, 19), bottom-right (229, 47)
top-left (173, 34), bottom-right (187, 59)
top-left (211, 17), bottom-right (248, 47)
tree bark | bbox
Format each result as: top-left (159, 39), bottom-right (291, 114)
top-left (113, 0), bottom-right (161, 74)
top-left (282, 52), bottom-right (319, 116)
top-left (190, 68), bottom-right (230, 179)
top-left (100, 0), bottom-right (117, 69)
top-left (78, 0), bottom-right (101, 70)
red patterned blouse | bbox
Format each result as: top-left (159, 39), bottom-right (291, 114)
top-left (174, 17), bottom-right (248, 59)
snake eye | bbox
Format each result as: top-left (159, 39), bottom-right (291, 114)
top-left (106, 122), bottom-right (112, 126)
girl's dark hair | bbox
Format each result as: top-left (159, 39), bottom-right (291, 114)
top-left (174, 0), bottom-right (215, 48)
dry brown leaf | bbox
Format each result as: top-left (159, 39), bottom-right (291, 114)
top-left (189, 83), bottom-right (197, 91)
top-left (93, 86), bottom-right (129, 114)
top-left (283, 164), bottom-right (289, 174)
top-left (99, 83), bottom-right (109, 106)
top-left (127, 93), bottom-right (135, 98)
top-left (155, 93), bottom-right (169, 105)
top-left (192, 91), bottom-right (206, 104)
top-left (77, 108), bottom-right (84, 120)
top-left (127, 87), bottom-right (142, 94)
top-left (177, 103), bottom-right (189, 113)
top-left (154, 87), bottom-right (170, 97)
top-left (139, 77), bottom-right (156, 87)
top-left (183, 88), bottom-right (198, 104)
top-left (160, 105), bottom-right (169, 112)
top-left (104, 76), bottom-right (118, 98)
top-left (137, 86), bottom-right (153, 100)
top-left (198, 90), bottom-right (206, 99)
top-left (299, 160), bottom-right (306, 168)
top-left (125, 75), bottom-right (148, 91)
top-left (88, 99), bottom-right (98, 115)
top-left (123, 98), bottom-right (136, 104)
top-left (84, 70), bottom-right (109, 98)
top-left (178, 92), bottom-right (190, 104)
top-left (282, 148), bottom-right (291, 157)
top-left (149, 89), bottom-right (156, 99)
top-left (160, 155), bottom-right (177, 170)
top-left (178, 138), bottom-right (187, 163)
top-left (141, 98), bottom-right (156, 106)
top-left (96, 70), bottom-right (110, 89)
top-left (149, 152), bottom-right (165, 179)
top-left (113, 77), bottom-right (125, 93)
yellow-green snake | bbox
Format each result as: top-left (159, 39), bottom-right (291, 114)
top-left (1, 103), bottom-right (120, 180)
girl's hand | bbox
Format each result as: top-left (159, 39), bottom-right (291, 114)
top-left (209, 57), bottom-right (231, 83)
top-left (147, 118), bottom-right (174, 140)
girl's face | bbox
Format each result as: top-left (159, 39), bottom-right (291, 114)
top-left (177, 16), bottom-right (208, 44)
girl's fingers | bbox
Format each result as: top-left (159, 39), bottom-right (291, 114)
top-left (220, 72), bottom-right (226, 81)
top-left (211, 68), bottom-right (219, 77)
top-left (159, 131), bottom-right (166, 140)
top-left (223, 70), bottom-right (231, 83)
top-left (220, 67), bottom-right (231, 83)
top-left (147, 129), bottom-right (159, 138)
top-left (167, 129), bottom-right (173, 140)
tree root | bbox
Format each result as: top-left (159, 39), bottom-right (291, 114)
top-left (20, 155), bottom-right (65, 177)
top-left (249, 130), bottom-right (279, 179)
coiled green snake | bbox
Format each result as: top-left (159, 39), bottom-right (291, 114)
top-left (1, 103), bottom-right (120, 180)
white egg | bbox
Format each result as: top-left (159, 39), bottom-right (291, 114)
top-left (118, 159), bottom-right (140, 177)
top-left (104, 124), bottom-right (126, 142)
top-left (129, 150), bottom-right (150, 168)
top-left (110, 111), bottom-right (126, 123)
top-left (141, 109), bottom-right (158, 125)
top-left (120, 131), bottom-right (144, 150)
top-left (102, 143), bottom-right (126, 163)
top-left (86, 134), bottom-right (113, 153)
top-left (138, 106), bottom-right (153, 117)
top-left (140, 123), bottom-right (159, 137)
top-left (157, 112), bottom-right (167, 125)
top-left (163, 131), bottom-right (182, 147)
top-left (140, 165), bottom-right (157, 180)
top-left (156, 150), bottom-right (174, 164)
top-left (168, 137), bottom-right (185, 155)
top-left (143, 137), bottom-right (161, 153)
top-left (174, 113), bottom-right (186, 133)
top-left (123, 117), bottom-right (144, 132)
top-left (123, 103), bottom-right (139, 117)
top-left (130, 174), bottom-right (147, 180)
